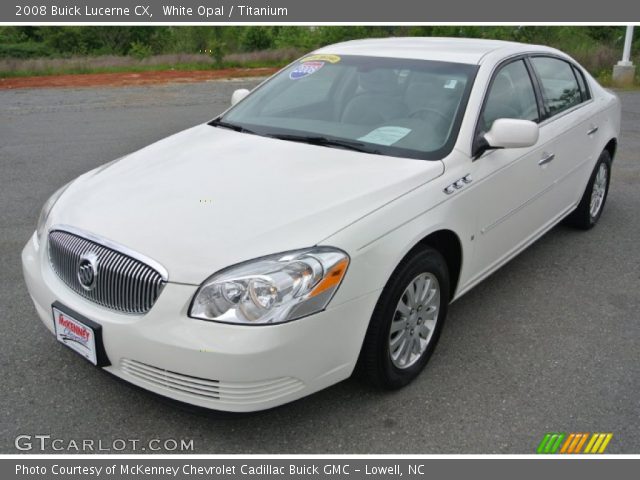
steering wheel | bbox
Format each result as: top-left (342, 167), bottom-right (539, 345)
top-left (408, 108), bottom-right (450, 141)
top-left (409, 107), bottom-right (449, 125)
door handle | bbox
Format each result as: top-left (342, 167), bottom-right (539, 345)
top-left (587, 126), bottom-right (599, 136)
top-left (538, 152), bottom-right (555, 166)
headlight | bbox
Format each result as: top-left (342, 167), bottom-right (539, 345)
top-left (189, 247), bottom-right (349, 325)
top-left (35, 182), bottom-right (71, 246)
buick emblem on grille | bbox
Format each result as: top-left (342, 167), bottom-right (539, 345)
top-left (77, 252), bottom-right (98, 291)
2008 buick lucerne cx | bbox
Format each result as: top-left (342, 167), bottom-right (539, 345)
top-left (22, 38), bottom-right (621, 412)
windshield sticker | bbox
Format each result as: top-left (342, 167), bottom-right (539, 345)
top-left (300, 54), bottom-right (341, 64)
top-left (358, 126), bottom-right (412, 146)
top-left (444, 79), bottom-right (458, 89)
top-left (290, 61), bottom-right (325, 80)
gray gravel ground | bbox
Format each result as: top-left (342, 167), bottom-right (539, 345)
top-left (0, 80), bottom-right (638, 454)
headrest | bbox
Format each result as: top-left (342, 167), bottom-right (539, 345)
top-left (358, 69), bottom-right (398, 94)
top-left (491, 73), bottom-right (515, 97)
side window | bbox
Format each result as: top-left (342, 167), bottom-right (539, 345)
top-left (572, 65), bottom-right (591, 101)
top-left (530, 57), bottom-right (582, 117)
top-left (481, 59), bottom-right (539, 132)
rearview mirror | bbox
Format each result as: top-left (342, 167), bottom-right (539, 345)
top-left (484, 118), bottom-right (539, 149)
top-left (231, 88), bottom-right (250, 106)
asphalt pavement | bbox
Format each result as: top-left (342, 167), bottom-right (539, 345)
top-left (0, 80), bottom-right (638, 453)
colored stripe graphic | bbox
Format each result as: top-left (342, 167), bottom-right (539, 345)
top-left (574, 433), bottom-right (590, 453)
top-left (560, 433), bottom-right (575, 453)
top-left (561, 433), bottom-right (588, 453)
top-left (537, 433), bottom-right (565, 454)
top-left (538, 433), bottom-right (612, 454)
top-left (584, 433), bottom-right (613, 454)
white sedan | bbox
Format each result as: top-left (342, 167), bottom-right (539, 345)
top-left (22, 38), bottom-right (621, 412)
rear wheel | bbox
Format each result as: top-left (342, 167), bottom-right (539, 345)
top-left (565, 150), bottom-right (611, 230)
top-left (357, 247), bottom-right (449, 389)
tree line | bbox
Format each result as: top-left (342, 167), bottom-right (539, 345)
top-left (0, 26), bottom-right (635, 78)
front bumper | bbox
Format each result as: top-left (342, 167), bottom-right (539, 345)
top-left (22, 233), bottom-right (379, 412)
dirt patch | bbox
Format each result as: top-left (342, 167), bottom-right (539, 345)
top-left (0, 67), bottom-right (279, 90)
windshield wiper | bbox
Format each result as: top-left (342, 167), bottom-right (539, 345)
top-left (210, 123), bottom-right (380, 155)
top-left (267, 134), bottom-right (380, 154)
top-left (209, 118), bottom-right (258, 135)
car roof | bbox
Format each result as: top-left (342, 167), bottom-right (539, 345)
top-left (314, 37), bottom-right (557, 65)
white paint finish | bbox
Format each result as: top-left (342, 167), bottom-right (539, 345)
top-left (47, 125), bottom-right (443, 284)
top-left (22, 38), bottom-right (622, 411)
top-left (484, 118), bottom-right (539, 149)
top-left (22, 237), bottom-right (380, 412)
top-left (314, 37), bottom-right (556, 65)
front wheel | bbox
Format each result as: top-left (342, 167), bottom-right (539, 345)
top-left (565, 150), bottom-right (611, 230)
top-left (357, 247), bottom-right (449, 389)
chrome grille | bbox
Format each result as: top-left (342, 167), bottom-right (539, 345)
top-left (48, 229), bottom-right (167, 314)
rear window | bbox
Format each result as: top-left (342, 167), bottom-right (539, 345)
top-left (530, 57), bottom-right (582, 117)
top-left (572, 65), bottom-right (591, 102)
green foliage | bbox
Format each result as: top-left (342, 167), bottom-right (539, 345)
top-left (239, 27), bottom-right (274, 51)
top-left (0, 26), bottom-right (31, 43)
top-left (41, 26), bottom-right (91, 55)
top-left (129, 41), bottom-right (153, 60)
top-left (0, 26), bottom-right (636, 85)
top-left (270, 27), bottom-right (317, 50)
top-left (0, 42), bottom-right (52, 58)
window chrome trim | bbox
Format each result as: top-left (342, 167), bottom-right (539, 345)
top-left (537, 98), bottom-right (594, 128)
top-left (49, 224), bottom-right (169, 282)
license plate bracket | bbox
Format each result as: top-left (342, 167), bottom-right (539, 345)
top-left (51, 302), bottom-right (110, 367)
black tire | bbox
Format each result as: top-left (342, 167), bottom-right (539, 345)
top-left (565, 150), bottom-right (612, 230)
top-left (357, 247), bottom-right (449, 389)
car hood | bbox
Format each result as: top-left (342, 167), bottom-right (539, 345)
top-left (50, 124), bottom-right (444, 284)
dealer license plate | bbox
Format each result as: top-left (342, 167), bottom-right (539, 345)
top-left (53, 306), bottom-right (98, 365)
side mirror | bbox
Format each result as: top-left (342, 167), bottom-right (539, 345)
top-left (231, 88), bottom-right (250, 106)
top-left (484, 118), bottom-right (539, 149)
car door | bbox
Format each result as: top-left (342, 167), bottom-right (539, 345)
top-left (466, 58), bottom-right (558, 282)
top-left (529, 56), bottom-right (600, 212)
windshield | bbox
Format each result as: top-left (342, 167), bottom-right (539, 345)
top-left (216, 54), bottom-right (478, 160)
